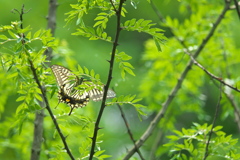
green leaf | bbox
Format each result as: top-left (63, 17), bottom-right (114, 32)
top-left (131, 98), bottom-right (142, 103)
top-left (7, 72), bottom-right (18, 79)
top-left (26, 32), bottom-right (31, 40)
top-left (119, 52), bottom-right (132, 60)
top-left (33, 29), bottom-right (42, 38)
top-left (213, 125), bottom-right (223, 132)
top-left (121, 69), bottom-right (125, 79)
top-left (84, 66), bottom-right (89, 75)
top-left (17, 90), bottom-right (27, 94)
top-left (167, 135), bottom-right (180, 141)
top-left (93, 21), bottom-right (103, 28)
top-left (94, 150), bottom-right (105, 157)
top-left (94, 16), bottom-right (106, 21)
top-left (90, 69), bottom-right (95, 77)
top-left (95, 73), bottom-right (100, 79)
top-left (102, 32), bottom-right (107, 39)
top-left (34, 93), bottom-right (43, 102)
top-left (154, 37), bottom-right (162, 52)
top-left (122, 62), bottom-right (134, 69)
top-left (16, 96), bottom-right (26, 102)
top-left (173, 130), bottom-right (183, 137)
top-left (99, 154), bottom-right (112, 158)
top-left (124, 67), bottom-right (135, 76)
top-left (77, 65), bottom-right (84, 73)
top-left (130, 18), bottom-right (136, 26)
top-left (8, 30), bottom-right (17, 39)
top-left (0, 35), bottom-right (8, 40)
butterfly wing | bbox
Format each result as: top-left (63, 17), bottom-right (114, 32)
top-left (79, 81), bottom-right (116, 101)
top-left (88, 87), bottom-right (116, 101)
top-left (51, 65), bottom-right (77, 87)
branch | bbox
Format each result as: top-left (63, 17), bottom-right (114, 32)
top-left (203, 84), bottom-right (222, 160)
top-left (117, 104), bottom-right (145, 160)
top-left (89, 0), bottom-right (125, 159)
top-left (30, 0), bottom-right (58, 159)
top-left (233, 0), bottom-right (240, 19)
top-left (44, 0), bottom-right (58, 63)
top-left (14, 4), bottom-right (75, 160)
top-left (184, 50), bottom-right (240, 93)
top-left (29, 60), bottom-right (75, 160)
top-left (123, 1), bottom-right (231, 159)
top-left (31, 107), bottom-right (44, 160)
top-left (229, 1), bottom-right (240, 10)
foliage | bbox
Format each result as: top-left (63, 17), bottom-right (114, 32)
top-left (122, 18), bottom-right (166, 51)
top-left (115, 51), bottom-right (135, 79)
top-left (138, 0), bottom-right (240, 159)
top-left (0, 21), bottom-right (57, 133)
top-left (0, 0), bottom-right (240, 160)
top-left (164, 123), bottom-right (240, 159)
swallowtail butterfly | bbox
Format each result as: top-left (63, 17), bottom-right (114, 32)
top-left (51, 65), bottom-right (116, 115)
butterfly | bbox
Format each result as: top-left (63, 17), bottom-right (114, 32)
top-left (51, 65), bottom-right (116, 115)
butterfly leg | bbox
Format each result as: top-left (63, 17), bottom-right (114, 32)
top-left (55, 100), bottom-right (61, 109)
top-left (68, 107), bottom-right (75, 115)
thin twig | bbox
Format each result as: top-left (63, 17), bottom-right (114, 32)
top-left (123, 1), bottom-right (231, 159)
top-left (184, 50), bottom-right (240, 93)
top-left (110, 0), bottom-right (117, 13)
top-left (117, 104), bottom-right (145, 160)
top-left (14, 4), bottom-right (75, 160)
top-left (150, 1), bottom-right (165, 22)
top-left (203, 84), bottom-right (222, 160)
top-left (89, 0), bottom-right (125, 159)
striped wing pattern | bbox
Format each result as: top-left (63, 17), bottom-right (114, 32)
top-left (51, 65), bottom-right (116, 115)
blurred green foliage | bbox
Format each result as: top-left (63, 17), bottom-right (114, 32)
top-left (0, 0), bottom-right (240, 160)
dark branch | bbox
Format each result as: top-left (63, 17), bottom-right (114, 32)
top-left (89, 0), bottom-right (125, 159)
top-left (117, 104), bottom-right (145, 160)
top-left (14, 4), bottom-right (75, 160)
top-left (28, 60), bottom-right (75, 160)
top-left (233, 0), bottom-right (240, 19)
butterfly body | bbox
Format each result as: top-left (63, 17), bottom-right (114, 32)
top-left (51, 65), bottom-right (116, 115)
